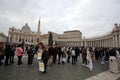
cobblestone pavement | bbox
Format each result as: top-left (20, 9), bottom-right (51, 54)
top-left (117, 77), bottom-right (120, 80)
top-left (0, 55), bottom-right (109, 80)
top-left (86, 70), bottom-right (120, 80)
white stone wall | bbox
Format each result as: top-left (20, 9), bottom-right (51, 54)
top-left (0, 33), bottom-right (7, 42)
top-left (56, 30), bottom-right (82, 47)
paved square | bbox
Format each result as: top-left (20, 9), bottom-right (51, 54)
top-left (0, 56), bottom-right (109, 80)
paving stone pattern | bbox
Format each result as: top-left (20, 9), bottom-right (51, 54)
top-left (86, 70), bottom-right (120, 80)
top-left (0, 56), bottom-right (109, 80)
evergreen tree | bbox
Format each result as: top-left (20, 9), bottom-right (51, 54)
top-left (48, 32), bottom-right (53, 46)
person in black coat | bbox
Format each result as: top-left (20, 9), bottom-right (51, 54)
top-left (10, 45), bottom-right (16, 63)
top-left (52, 45), bottom-right (57, 63)
top-left (94, 48), bottom-right (99, 60)
top-left (109, 48), bottom-right (116, 57)
top-left (71, 47), bottom-right (76, 64)
top-left (42, 47), bottom-right (50, 73)
top-left (67, 47), bottom-right (71, 63)
top-left (27, 45), bottom-right (35, 65)
top-left (75, 46), bottom-right (80, 62)
top-left (57, 46), bottom-right (62, 64)
top-left (0, 43), bottom-right (4, 65)
top-left (33, 44), bottom-right (39, 54)
top-left (5, 44), bottom-right (12, 66)
top-left (48, 46), bottom-right (54, 66)
top-left (99, 48), bottom-right (105, 64)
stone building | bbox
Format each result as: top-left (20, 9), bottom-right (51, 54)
top-left (8, 20), bottom-right (41, 45)
top-left (0, 32), bottom-right (7, 48)
top-left (83, 23), bottom-right (120, 48)
top-left (8, 18), bottom-right (120, 48)
top-left (0, 32), bottom-right (7, 43)
top-left (55, 30), bottom-right (82, 47)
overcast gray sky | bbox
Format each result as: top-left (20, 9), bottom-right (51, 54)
top-left (0, 0), bottom-right (120, 38)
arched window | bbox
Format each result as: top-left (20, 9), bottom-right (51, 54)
top-left (16, 35), bottom-right (18, 41)
top-left (31, 38), bottom-right (33, 43)
top-left (26, 39), bottom-right (27, 42)
top-left (37, 38), bottom-right (39, 42)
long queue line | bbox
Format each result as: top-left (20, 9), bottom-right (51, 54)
top-left (0, 42), bottom-right (120, 73)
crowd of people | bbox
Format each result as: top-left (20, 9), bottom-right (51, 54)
top-left (0, 43), bottom-right (16, 66)
top-left (81, 46), bottom-right (120, 71)
top-left (0, 42), bottom-right (120, 73)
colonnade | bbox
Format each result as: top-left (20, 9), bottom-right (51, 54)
top-left (85, 37), bottom-right (113, 47)
top-left (84, 30), bottom-right (120, 48)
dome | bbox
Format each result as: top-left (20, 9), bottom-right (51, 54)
top-left (21, 23), bottom-right (31, 31)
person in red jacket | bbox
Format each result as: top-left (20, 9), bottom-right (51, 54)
top-left (16, 44), bottom-right (23, 67)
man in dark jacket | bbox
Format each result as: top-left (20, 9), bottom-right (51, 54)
top-left (0, 43), bottom-right (4, 65)
top-left (75, 46), bottom-right (80, 62)
top-left (57, 46), bottom-right (62, 64)
top-left (94, 48), bottom-right (99, 60)
top-left (42, 47), bottom-right (50, 73)
top-left (27, 45), bottom-right (35, 65)
top-left (5, 44), bottom-right (12, 66)
top-left (48, 46), bottom-right (53, 65)
top-left (52, 45), bottom-right (57, 63)
top-left (67, 47), bottom-right (71, 63)
top-left (109, 48), bottom-right (116, 57)
top-left (10, 45), bottom-right (16, 63)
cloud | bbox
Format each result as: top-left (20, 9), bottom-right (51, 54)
top-left (0, 0), bottom-right (120, 37)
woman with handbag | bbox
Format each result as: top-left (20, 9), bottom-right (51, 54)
top-left (86, 47), bottom-right (94, 71)
top-left (37, 42), bottom-right (45, 72)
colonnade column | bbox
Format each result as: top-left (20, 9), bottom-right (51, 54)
top-left (17, 35), bottom-right (19, 42)
top-left (104, 40), bottom-right (106, 47)
top-left (97, 40), bottom-right (98, 47)
top-left (113, 35), bottom-right (115, 47)
top-left (110, 38), bottom-right (112, 47)
top-left (115, 34), bottom-right (118, 47)
top-left (119, 32), bottom-right (120, 47)
top-left (108, 39), bottom-right (110, 47)
top-left (87, 41), bottom-right (88, 47)
top-left (105, 39), bottom-right (107, 47)
top-left (109, 38), bottom-right (110, 47)
top-left (8, 35), bottom-right (11, 42)
top-left (107, 39), bottom-right (109, 47)
top-left (13, 35), bottom-right (16, 42)
top-left (101, 40), bottom-right (102, 47)
top-left (103, 40), bottom-right (105, 47)
top-left (101, 40), bottom-right (103, 47)
top-left (98, 40), bottom-right (100, 47)
top-left (91, 41), bottom-right (92, 47)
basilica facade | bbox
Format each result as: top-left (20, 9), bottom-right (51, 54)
top-left (8, 19), bottom-right (120, 48)
top-left (8, 20), bottom-right (41, 45)
top-left (8, 19), bottom-right (82, 47)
